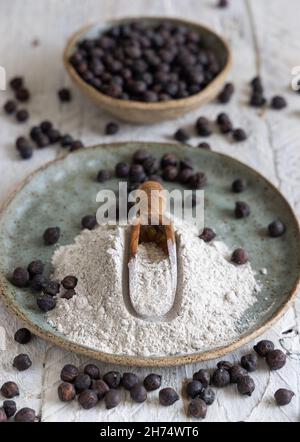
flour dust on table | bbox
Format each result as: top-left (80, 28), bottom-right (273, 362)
top-left (47, 222), bottom-right (261, 357)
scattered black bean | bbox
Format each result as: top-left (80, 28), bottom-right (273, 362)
top-left (103, 371), bottom-right (122, 389)
top-left (232, 179), bottom-right (245, 193)
top-left (266, 349), bottom-right (286, 370)
top-left (198, 142), bottom-right (211, 149)
top-left (78, 389), bottom-right (98, 409)
top-left (274, 388), bottom-right (294, 406)
top-left (199, 227), bottom-right (216, 243)
top-left (178, 168), bottom-right (193, 185)
top-left (199, 387), bottom-right (215, 405)
top-left (3, 100), bottom-right (17, 114)
top-left (161, 153), bottom-right (177, 168)
top-left (81, 214), bottom-right (97, 230)
top-left (174, 128), bottom-right (190, 143)
top-left (271, 96), bottom-right (287, 110)
top-left (92, 379), bottom-right (110, 399)
top-left (84, 364), bottom-right (100, 380)
top-left (217, 361), bottom-right (233, 371)
top-left (122, 373), bottom-right (139, 390)
top-left (61, 289), bottom-right (76, 300)
top-left (18, 144), bottom-right (33, 160)
top-left (188, 398), bottom-right (207, 418)
top-left (13, 353), bottom-right (32, 371)
top-left (15, 407), bottom-right (36, 422)
top-left (186, 380), bottom-right (203, 398)
top-left (37, 294), bottom-right (57, 312)
top-left (0, 381), bottom-right (19, 398)
top-left (268, 220), bottom-right (286, 238)
top-left (10, 77), bottom-right (23, 91)
top-left (229, 365), bottom-right (248, 383)
top-left (250, 76), bottom-right (263, 93)
top-left (189, 172), bottom-right (207, 189)
top-left (58, 88), bottom-right (72, 102)
top-left (217, 83), bottom-right (234, 104)
top-left (15, 88), bottom-right (30, 102)
top-left (62, 276), bottom-right (78, 291)
top-left (143, 373), bottom-right (161, 391)
top-left (30, 274), bottom-right (47, 291)
top-left (3, 400), bottom-right (17, 418)
top-left (97, 169), bottom-right (112, 183)
top-left (48, 128), bottom-right (62, 144)
top-left (159, 387), bottom-right (179, 406)
top-left (60, 134), bottom-right (74, 147)
top-left (36, 133), bottom-right (50, 148)
top-left (129, 164), bottom-right (146, 182)
top-left (58, 382), bottom-right (76, 402)
top-left (105, 122), bottom-right (119, 135)
top-left (241, 353), bottom-right (257, 372)
top-left (162, 165), bottom-right (178, 182)
top-left (105, 389), bottom-right (121, 409)
top-left (196, 116), bottom-right (212, 137)
top-left (43, 280), bottom-right (60, 296)
top-left (233, 128), bottom-right (247, 142)
top-left (193, 369), bottom-right (210, 388)
top-left (250, 92), bottom-right (266, 107)
top-left (143, 158), bottom-right (160, 176)
top-left (74, 374), bottom-right (92, 393)
top-left (249, 76), bottom-right (265, 106)
top-left (132, 150), bottom-right (151, 165)
top-left (237, 375), bottom-right (255, 396)
top-left (14, 328), bottom-right (32, 344)
top-left (40, 120), bottom-right (53, 134)
top-left (11, 267), bottom-right (29, 288)
top-left (16, 109), bottom-right (29, 122)
top-left (130, 384), bottom-right (147, 403)
top-left (231, 248), bottom-right (249, 265)
top-left (60, 364), bottom-right (79, 383)
top-left (218, 0), bottom-right (229, 8)
top-left (16, 136), bottom-right (29, 150)
top-left (253, 340), bottom-right (275, 357)
top-left (30, 126), bottom-right (43, 141)
top-left (70, 140), bottom-right (84, 151)
top-left (212, 368), bottom-right (230, 388)
top-left (216, 112), bottom-right (233, 133)
top-left (43, 226), bottom-right (60, 245)
top-left (27, 260), bottom-right (44, 277)
top-left (115, 162), bottom-right (130, 178)
top-left (235, 201), bottom-right (250, 219)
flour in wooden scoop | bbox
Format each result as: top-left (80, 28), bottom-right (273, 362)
top-left (47, 223), bottom-right (261, 357)
top-left (130, 242), bottom-right (174, 317)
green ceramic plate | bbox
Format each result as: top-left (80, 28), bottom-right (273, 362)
top-left (0, 142), bottom-right (299, 367)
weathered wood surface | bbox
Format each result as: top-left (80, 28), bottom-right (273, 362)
top-left (0, 0), bottom-right (299, 422)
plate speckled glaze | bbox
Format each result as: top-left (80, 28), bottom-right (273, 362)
top-left (0, 142), bottom-right (299, 367)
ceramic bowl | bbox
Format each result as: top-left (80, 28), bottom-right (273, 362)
top-left (64, 17), bottom-right (232, 123)
top-left (0, 143), bottom-right (299, 367)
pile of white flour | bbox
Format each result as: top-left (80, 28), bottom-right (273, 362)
top-left (47, 223), bottom-right (260, 356)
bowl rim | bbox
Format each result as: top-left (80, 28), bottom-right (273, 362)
top-left (0, 142), bottom-right (299, 367)
top-left (63, 16), bottom-right (233, 111)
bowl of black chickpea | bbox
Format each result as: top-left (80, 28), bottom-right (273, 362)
top-left (64, 17), bottom-right (232, 123)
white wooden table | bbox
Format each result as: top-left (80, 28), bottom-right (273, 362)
top-left (0, 0), bottom-right (299, 422)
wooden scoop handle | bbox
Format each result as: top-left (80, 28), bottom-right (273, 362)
top-left (129, 181), bottom-right (174, 260)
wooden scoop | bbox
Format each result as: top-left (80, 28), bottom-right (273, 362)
top-left (128, 181), bottom-right (177, 319)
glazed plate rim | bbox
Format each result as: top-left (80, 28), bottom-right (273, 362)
top-left (0, 142), bottom-right (299, 367)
